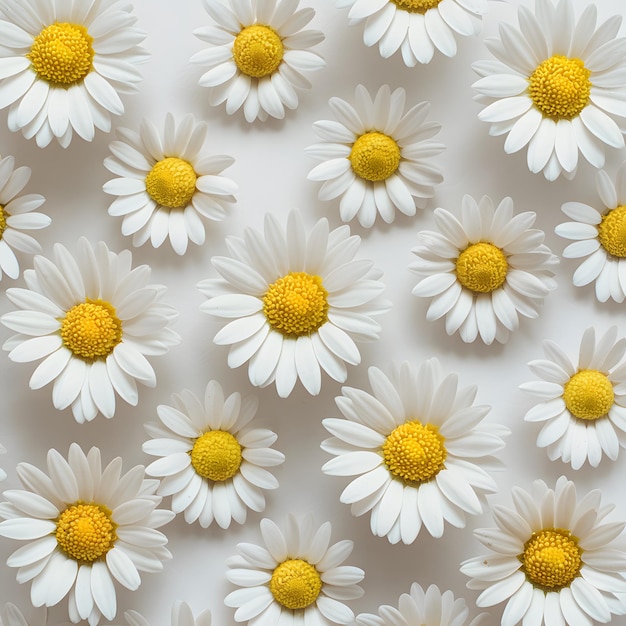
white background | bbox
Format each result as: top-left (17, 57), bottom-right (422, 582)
top-left (1, 0), bottom-right (626, 624)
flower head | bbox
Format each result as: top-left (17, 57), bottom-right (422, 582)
top-left (1, 604), bottom-right (47, 626)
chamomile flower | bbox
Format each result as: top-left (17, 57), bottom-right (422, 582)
top-left (191, 0), bottom-right (325, 123)
top-left (460, 476), bottom-right (626, 625)
top-left (306, 85), bottom-right (445, 228)
top-left (321, 359), bottom-right (508, 544)
top-left (1, 238), bottom-right (180, 424)
top-left (410, 194), bottom-right (558, 345)
top-left (171, 602), bottom-right (211, 626)
top-left (0, 444), bottom-right (174, 626)
top-left (103, 113), bottom-right (237, 256)
top-left (143, 379), bottom-right (285, 529)
top-left (1, 604), bottom-right (47, 626)
top-left (0, 0), bottom-right (148, 148)
top-left (473, 0), bottom-right (626, 181)
top-left (337, 0), bottom-right (487, 66)
top-left (225, 515), bottom-right (364, 626)
top-left (198, 210), bottom-right (389, 398)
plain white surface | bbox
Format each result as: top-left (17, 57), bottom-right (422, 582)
top-left (2, 0), bottom-right (626, 623)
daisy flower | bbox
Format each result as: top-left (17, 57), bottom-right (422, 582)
top-left (225, 515), bottom-right (364, 626)
top-left (0, 444), bottom-right (174, 626)
top-left (1, 238), bottom-right (180, 424)
top-left (0, 0), bottom-right (148, 148)
top-left (1, 604), bottom-right (47, 626)
top-left (306, 84), bottom-right (445, 228)
top-left (103, 113), bottom-right (238, 256)
top-left (460, 476), bottom-right (626, 625)
top-left (337, 0), bottom-right (487, 66)
top-left (143, 379), bottom-right (285, 529)
top-left (198, 210), bottom-right (389, 398)
top-left (520, 325), bottom-right (626, 470)
top-left (191, 0), bottom-right (325, 123)
top-left (321, 359), bottom-right (508, 544)
top-left (410, 194), bottom-right (558, 345)
top-left (171, 602), bottom-right (211, 626)
top-left (473, 0), bottom-right (626, 181)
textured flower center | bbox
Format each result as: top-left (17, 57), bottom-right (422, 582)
top-left (350, 132), bottom-right (401, 182)
top-left (0, 206), bottom-right (6, 239)
top-left (455, 242), bottom-right (508, 293)
top-left (145, 157), bottom-right (197, 209)
top-left (60, 299), bottom-right (123, 361)
top-left (233, 25), bottom-right (284, 78)
top-left (391, 0), bottom-right (442, 13)
top-left (190, 430), bottom-right (242, 481)
top-left (520, 528), bottom-right (582, 591)
top-left (528, 55), bottom-right (591, 120)
top-left (263, 272), bottom-right (329, 337)
top-left (382, 421), bottom-right (446, 483)
top-left (563, 369), bottom-right (614, 420)
top-left (270, 559), bottom-right (322, 609)
top-left (55, 502), bottom-right (117, 563)
top-left (28, 22), bottom-right (94, 86)
top-left (598, 206), bottom-right (626, 258)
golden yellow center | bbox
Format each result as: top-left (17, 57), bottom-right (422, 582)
top-left (28, 22), bottom-right (94, 86)
top-left (145, 157), bottom-right (197, 209)
top-left (270, 559), bottom-right (322, 610)
top-left (350, 132), bottom-right (401, 182)
top-left (55, 502), bottom-right (117, 564)
top-left (190, 430), bottom-right (242, 481)
top-left (455, 242), bottom-right (508, 293)
top-left (263, 272), bottom-right (329, 337)
top-left (391, 0), bottom-right (442, 13)
top-left (382, 421), bottom-right (446, 484)
top-left (520, 528), bottom-right (582, 591)
top-left (60, 299), bottom-right (123, 361)
top-left (0, 206), bottom-right (6, 239)
top-left (563, 369), bottom-right (614, 420)
top-left (233, 24), bottom-right (284, 78)
top-left (598, 206), bottom-right (626, 258)
top-left (528, 55), bottom-right (591, 120)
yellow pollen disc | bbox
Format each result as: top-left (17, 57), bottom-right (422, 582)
top-left (55, 502), bottom-right (117, 564)
top-left (60, 299), bottom-right (123, 361)
top-left (190, 430), bottom-right (242, 481)
top-left (382, 420), bottom-right (446, 484)
top-left (391, 0), bottom-right (442, 13)
top-left (0, 206), bottom-right (6, 239)
top-left (456, 242), bottom-right (508, 294)
top-left (350, 132), bottom-right (401, 182)
top-left (270, 559), bottom-right (322, 610)
top-left (563, 369), bottom-right (614, 420)
top-left (520, 528), bottom-right (582, 591)
top-left (145, 157), bottom-right (198, 209)
top-left (263, 272), bottom-right (329, 338)
top-left (28, 22), bottom-right (94, 86)
top-left (528, 55), bottom-right (591, 120)
top-left (598, 206), bottom-right (626, 258)
top-left (233, 24), bottom-right (284, 78)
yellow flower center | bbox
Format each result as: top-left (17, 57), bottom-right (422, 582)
top-left (528, 55), bottom-right (591, 120)
top-left (270, 559), bottom-right (322, 610)
top-left (233, 24), bottom-right (284, 78)
top-left (382, 421), bottom-right (446, 484)
top-left (391, 0), bottom-right (442, 13)
top-left (350, 132), bottom-right (401, 182)
top-left (0, 206), bottom-right (6, 239)
top-left (263, 272), bottom-right (329, 337)
top-left (28, 22), bottom-right (94, 86)
top-left (60, 299), bottom-right (123, 361)
top-left (455, 242), bottom-right (508, 293)
top-left (190, 430), bottom-right (242, 481)
top-left (520, 528), bottom-right (582, 591)
top-left (55, 502), bottom-right (117, 564)
top-left (145, 157), bottom-right (198, 209)
top-left (598, 206), bottom-right (626, 258)
top-left (563, 369), bottom-right (614, 420)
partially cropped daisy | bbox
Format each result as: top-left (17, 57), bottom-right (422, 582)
top-left (410, 194), bottom-right (558, 345)
top-left (461, 476), bottom-right (626, 625)
top-left (198, 210), bottom-right (389, 398)
top-left (322, 359), bottom-right (508, 544)
top-left (0, 444), bottom-right (174, 626)
top-left (191, 0), bottom-right (325, 123)
top-left (338, 0), bottom-right (487, 66)
top-left (143, 379), bottom-right (285, 529)
top-left (0, 0), bottom-right (148, 148)
top-left (1, 604), bottom-right (47, 626)
top-left (521, 326), bottom-right (626, 469)
top-left (1, 238), bottom-right (180, 423)
top-left (225, 515), bottom-right (364, 626)
top-left (306, 85), bottom-right (445, 228)
top-left (473, 0), bottom-right (626, 181)
top-left (171, 602), bottom-right (211, 626)
top-left (103, 113), bottom-right (237, 255)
